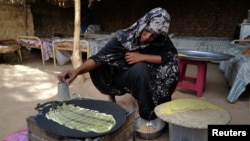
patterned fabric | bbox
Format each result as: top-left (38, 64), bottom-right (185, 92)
top-left (89, 7), bottom-right (179, 106)
top-left (19, 37), bottom-right (56, 61)
top-left (85, 25), bottom-right (102, 34)
top-left (116, 7), bottom-right (170, 51)
top-left (219, 52), bottom-right (250, 103)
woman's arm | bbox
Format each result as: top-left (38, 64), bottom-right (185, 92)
top-left (125, 52), bottom-right (162, 64)
top-left (75, 59), bottom-right (101, 74)
top-left (126, 35), bottom-right (177, 65)
top-left (57, 59), bottom-right (101, 84)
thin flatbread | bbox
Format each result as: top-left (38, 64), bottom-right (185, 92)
top-left (46, 103), bottom-right (116, 133)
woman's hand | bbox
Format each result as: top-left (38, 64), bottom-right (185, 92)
top-left (125, 52), bottom-right (144, 64)
top-left (57, 59), bottom-right (101, 85)
top-left (57, 69), bottom-right (78, 85)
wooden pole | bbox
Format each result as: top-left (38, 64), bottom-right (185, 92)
top-left (72, 0), bottom-right (85, 83)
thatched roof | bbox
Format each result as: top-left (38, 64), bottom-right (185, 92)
top-left (0, 0), bottom-right (22, 6)
top-left (0, 0), bottom-right (73, 7)
top-left (0, 0), bottom-right (34, 6)
top-left (0, 0), bottom-right (97, 8)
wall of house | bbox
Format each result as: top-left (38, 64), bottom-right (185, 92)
top-left (90, 0), bottom-right (250, 38)
top-left (0, 0), bottom-right (249, 39)
top-left (29, 1), bottom-right (75, 37)
top-left (29, 0), bottom-right (91, 37)
top-left (0, 1), bottom-right (90, 38)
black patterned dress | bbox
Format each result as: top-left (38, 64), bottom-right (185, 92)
top-left (89, 7), bottom-right (180, 120)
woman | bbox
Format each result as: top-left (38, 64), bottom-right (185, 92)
top-left (57, 7), bottom-right (179, 120)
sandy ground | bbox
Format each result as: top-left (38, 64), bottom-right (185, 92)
top-left (1, 51), bottom-right (250, 140)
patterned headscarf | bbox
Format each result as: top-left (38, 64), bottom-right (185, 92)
top-left (116, 7), bottom-right (171, 51)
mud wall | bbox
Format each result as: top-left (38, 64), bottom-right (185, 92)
top-left (0, 0), bottom-right (249, 39)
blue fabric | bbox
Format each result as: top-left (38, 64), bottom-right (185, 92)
top-left (219, 55), bottom-right (250, 102)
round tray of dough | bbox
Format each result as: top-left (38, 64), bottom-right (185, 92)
top-left (154, 98), bottom-right (231, 129)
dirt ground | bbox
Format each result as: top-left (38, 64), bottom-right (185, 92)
top-left (1, 50), bottom-right (250, 140)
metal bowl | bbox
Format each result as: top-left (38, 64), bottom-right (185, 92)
top-left (135, 117), bottom-right (166, 140)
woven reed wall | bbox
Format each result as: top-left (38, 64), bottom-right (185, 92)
top-left (29, 0), bottom-right (90, 37)
top-left (0, 4), bottom-right (34, 39)
top-left (29, 1), bottom-right (75, 37)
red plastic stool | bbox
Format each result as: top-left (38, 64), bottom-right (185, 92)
top-left (177, 58), bottom-right (207, 97)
